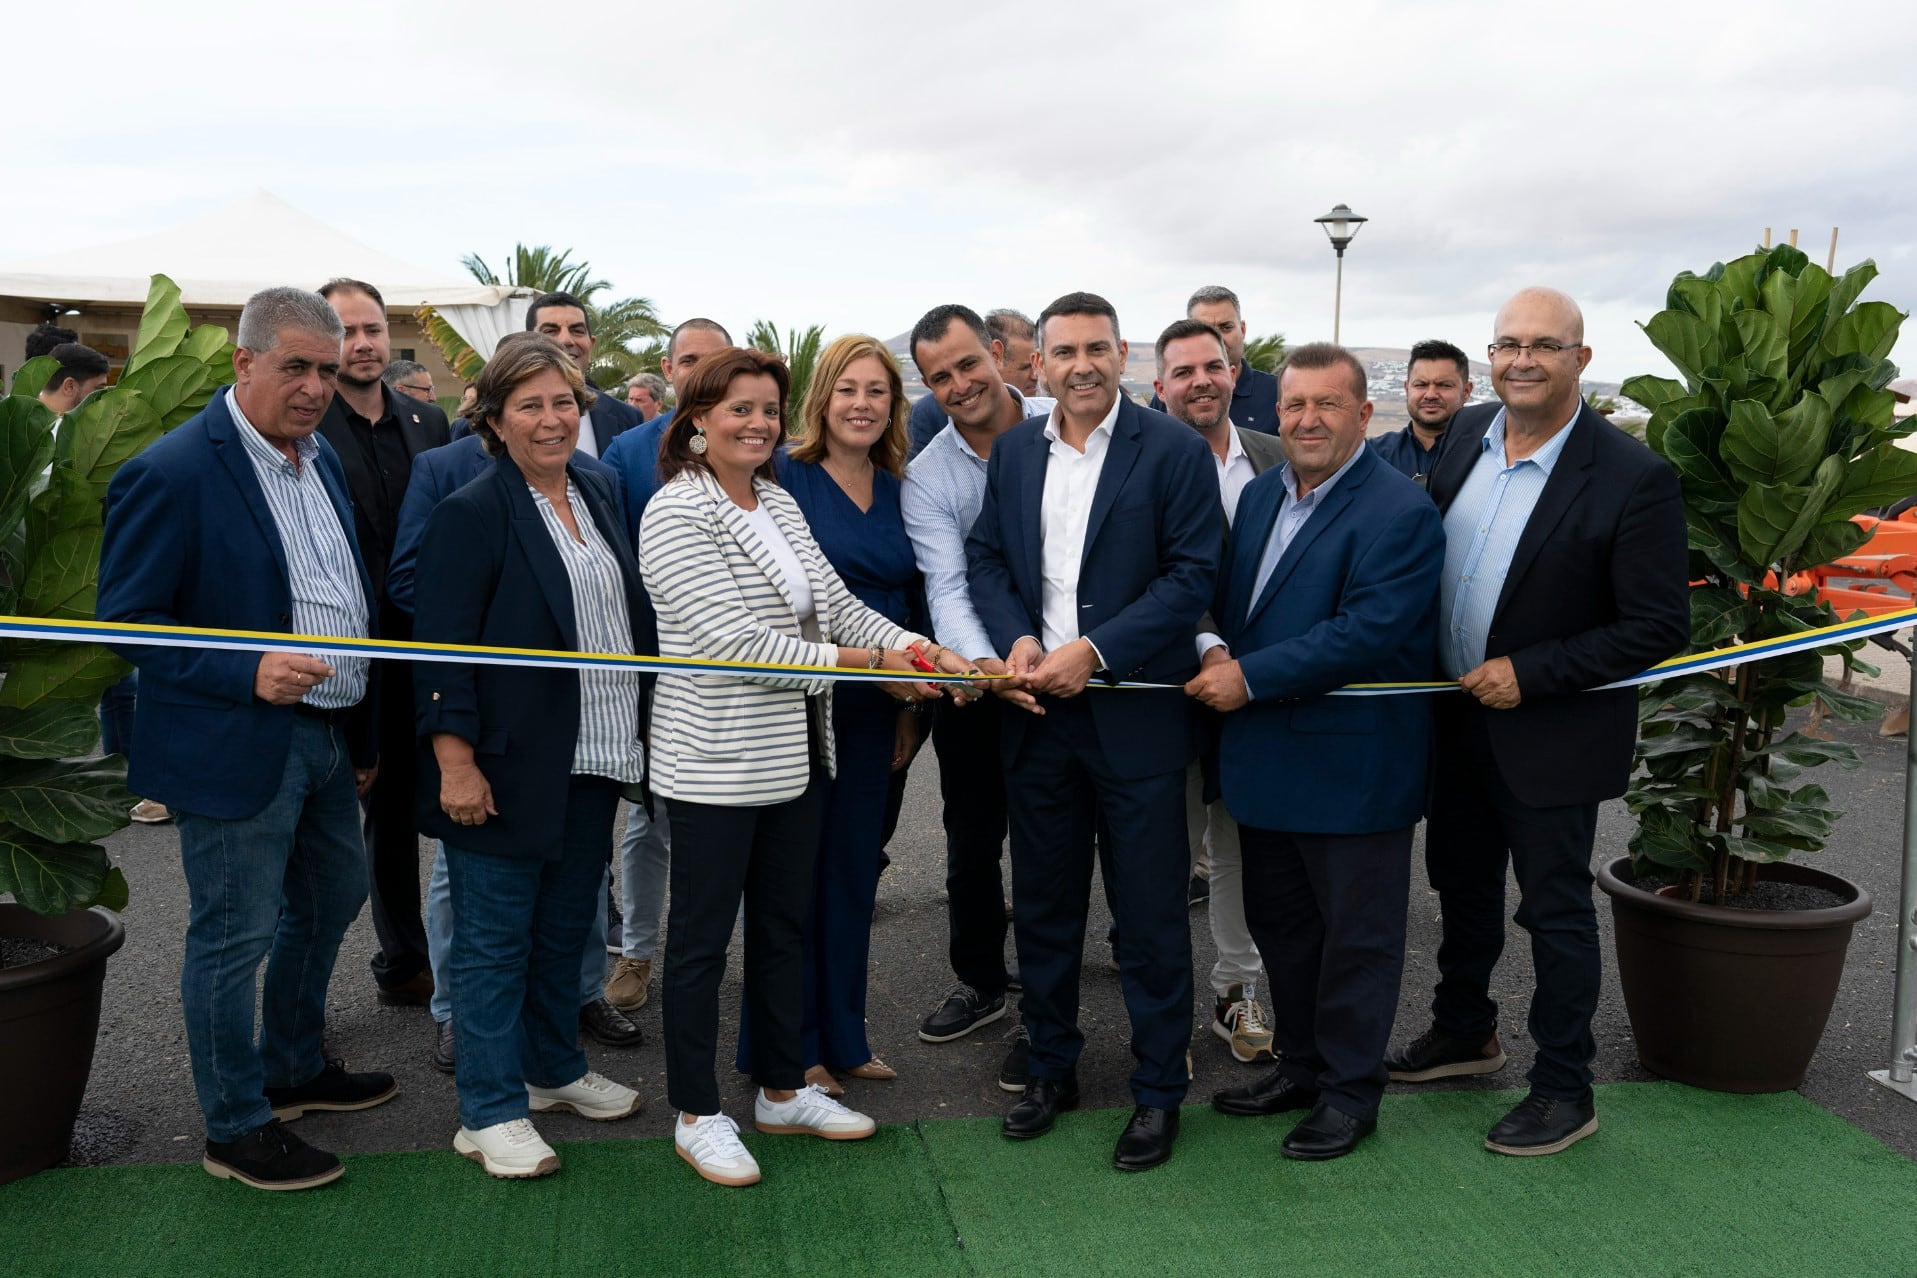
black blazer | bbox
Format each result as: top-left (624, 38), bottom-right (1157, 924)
top-left (411, 454), bottom-right (653, 859)
top-left (1428, 401), bottom-right (1689, 807)
top-left (316, 383), bottom-right (451, 600)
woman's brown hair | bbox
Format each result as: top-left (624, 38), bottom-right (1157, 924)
top-left (785, 334), bottom-right (908, 478)
top-left (657, 346), bottom-right (791, 484)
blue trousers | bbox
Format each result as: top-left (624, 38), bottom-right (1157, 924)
top-left (444, 776), bottom-right (620, 1130)
top-left (426, 845), bottom-right (608, 1024)
top-left (175, 716), bottom-right (366, 1142)
top-left (737, 684), bottom-right (894, 1072)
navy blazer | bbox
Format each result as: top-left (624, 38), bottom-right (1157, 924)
top-left (448, 381), bottom-right (641, 459)
top-left (411, 454), bottom-right (652, 860)
top-left (385, 435), bottom-right (623, 616)
top-left (1428, 401), bottom-right (1689, 807)
top-left (1213, 447), bottom-right (1444, 834)
top-left (97, 390), bottom-right (379, 820)
top-left (966, 396), bottom-right (1223, 780)
top-left (599, 415), bottom-right (670, 541)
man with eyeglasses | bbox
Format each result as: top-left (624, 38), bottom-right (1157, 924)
top-left (382, 360), bottom-right (437, 406)
top-left (1384, 287), bottom-right (1688, 1156)
top-left (1372, 339), bottom-right (1473, 485)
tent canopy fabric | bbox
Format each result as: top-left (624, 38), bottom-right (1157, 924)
top-left (0, 190), bottom-right (517, 311)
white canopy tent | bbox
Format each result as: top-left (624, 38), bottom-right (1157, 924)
top-left (0, 190), bottom-right (530, 377)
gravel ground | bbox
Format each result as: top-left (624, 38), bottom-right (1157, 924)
top-left (48, 703), bottom-right (1917, 1168)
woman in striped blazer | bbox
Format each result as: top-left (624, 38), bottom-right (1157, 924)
top-left (638, 347), bottom-right (973, 1188)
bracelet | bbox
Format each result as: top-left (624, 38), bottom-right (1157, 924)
top-left (868, 646), bottom-right (884, 669)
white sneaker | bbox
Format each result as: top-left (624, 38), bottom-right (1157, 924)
top-left (675, 1112), bottom-right (761, 1186)
top-left (753, 1084), bottom-right (877, 1140)
top-left (527, 1071), bottom-right (641, 1121)
top-left (454, 1119), bottom-right (559, 1178)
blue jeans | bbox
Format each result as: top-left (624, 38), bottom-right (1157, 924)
top-left (175, 716), bottom-right (367, 1142)
top-left (618, 800), bottom-right (671, 960)
top-left (427, 846), bottom-right (609, 1023)
top-left (445, 777), bottom-right (620, 1130)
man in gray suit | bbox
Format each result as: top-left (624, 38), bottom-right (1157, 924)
top-left (1153, 319), bottom-right (1284, 1066)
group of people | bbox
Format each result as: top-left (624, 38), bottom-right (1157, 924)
top-left (93, 272), bottom-right (1690, 1194)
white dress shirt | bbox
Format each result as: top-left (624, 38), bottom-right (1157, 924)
top-left (1213, 427), bottom-right (1257, 528)
top-left (1036, 395), bottom-right (1121, 656)
top-left (574, 409), bottom-right (600, 458)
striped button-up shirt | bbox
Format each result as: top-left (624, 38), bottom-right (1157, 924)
top-left (227, 390), bottom-right (370, 709)
top-left (1439, 407), bottom-right (1577, 678)
top-left (529, 480), bottom-right (645, 783)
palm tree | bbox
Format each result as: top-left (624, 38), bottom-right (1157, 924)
top-left (1242, 333), bottom-right (1289, 375)
top-left (747, 320), bottom-right (827, 426)
top-left (457, 244), bottom-right (669, 388)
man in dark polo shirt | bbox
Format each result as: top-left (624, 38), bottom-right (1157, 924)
top-left (316, 278), bottom-right (451, 1009)
top-left (1149, 285), bottom-right (1279, 435)
top-left (1371, 339), bottom-right (1474, 486)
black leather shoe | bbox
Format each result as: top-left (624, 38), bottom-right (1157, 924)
top-left (1485, 1089), bottom-right (1597, 1156)
top-left (1211, 1068), bottom-right (1319, 1117)
top-left (1112, 1104), bottom-right (1179, 1171)
top-left (918, 984), bottom-right (1006, 1043)
top-left (579, 997), bottom-right (644, 1048)
top-left (1385, 1023), bottom-right (1506, 1082)
top-left (431, 1019), bottom-right (456, 1074)
top-left (203, 1119), bottom-right (343, 1191)
top-left (264, 1060), bottom-right (398, 1121)
top-left (1002, 1077), bottom-right (1079, 1139)
top-left (1281, 1100), bottom-right (1376, 1161)
top-left (375, 969), bottom-right (434, 1008)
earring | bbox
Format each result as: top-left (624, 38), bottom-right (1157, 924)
top-left (689, 426), bottom-right (708, 455)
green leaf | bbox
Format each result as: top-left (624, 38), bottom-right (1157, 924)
top-left (1662, 407), bottom-right (1739, 502)
top-left (0, 397), bottom-right (59, 545)
top-left (1722, 832), bottom-right (1811, 863)
top-left (1720, 398), bottom-right (1823, 488)
top-left (1736, 457), bottom-right (1837, 568)
top-left (1780, 263), bottom-right (1834, 374)
top-left (9, 356), bottom-right (59, 401)
top-left (1760, 243), bottom-right (1812, 282)
top-left (126, 274), bottom-right (189, 375)
top-left (0, 823), bottom-right (114, 915)
top-left (1731, 310), bottom-right (1787, 387)
top-left (1832, 447), bottom-right (1917, 512)
top-left (18, 526), bottom-right (103, 621)
top-left (1622, 375), bottom-right (1688, 414)
top-left (0, 757), bottom-right (136, 844)
top-left (1689, 588), bottom-right (1757, 648)
top-left (1686, 504), bottom-right (1753, 579)
top-left (1820, 300), bottom-right (1905, 366)
top-left (1796, 516), bottom-right (1872, 569)
top-left (180, 323), bottom-right (233, 365)
top-left (1642, 310), bottom-right (1720, 387)
top-left (0, 700), bottom-right (104, 759)
top-left (1636, 723), bottom-right (1719, 759)
top-left (115, 355), bottom-right (218, 427)
top-left (1669, 276), bottom-right (1726, 334)
top-left (1714, 255), bottom-right (1764, 312)
top-left (1823, 259), bottom-right (1880, 332)
top-left (96, 865), bottom-right (129, 912)
top-left (0, 641), bottom-right (127, 710)
top-left (1757, 731), bottom-right (1862, 768)
top-left (52, 389), bottom-right (164, 489)
top-left (1815, 681), bottom-right (1885, 724)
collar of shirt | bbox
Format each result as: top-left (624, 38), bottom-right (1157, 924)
top-left (1277, 439), bottom-right (1368, 509)
top-left (1042, 392), bottom-right (1121, 452)
top-left (1222, 425), bottom-right (1248, 466)
top-left (340, 384), bottom-right (400, 430)
top-left (228, 386), bottom-right (319, 473)
top-left (1482, 405), bottom-right (1578, 474)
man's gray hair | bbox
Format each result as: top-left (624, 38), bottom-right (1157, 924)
top-left (629, 372), bottom-right (667, 400)
top-left (381, 359), bottom-right (429, 387)
top-left (237, 286), bottom-right (344, 353)
top-left (1186, 285), bottom-right (1242, 318)
top-left (984, 309), bottom-right (1036, 345)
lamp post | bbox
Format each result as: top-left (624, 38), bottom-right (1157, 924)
top-left (1313, 203), bottom-right (1368, 344)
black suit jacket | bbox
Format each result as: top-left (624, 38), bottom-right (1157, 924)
top-left (1428, 402), bottom-right (1689, 807)
top-left (411, 455), bottom-right (652, 860)
top-left (316, 383), bottom-right (451, 603)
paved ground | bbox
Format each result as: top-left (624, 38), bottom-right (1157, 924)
top-left (62, 693), bottom-right (1917, 1169)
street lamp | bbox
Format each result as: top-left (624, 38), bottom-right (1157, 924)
top-left (1313, 203), bottom-right (1368, 344)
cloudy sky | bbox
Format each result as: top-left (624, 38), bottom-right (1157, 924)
top-left (10, 0), bottom-right (1914, 384)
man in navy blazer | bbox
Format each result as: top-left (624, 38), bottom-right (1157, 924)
top-left (97, 287), bottom-right (396, 1191)
top-left (1189, 343), bottom-right (1444, 1161)
top-left (600, 317), bottom-right (732, 534)
top-left (1385, 288), bottom-right (1689, 1158)
top-left (966, 292), bottom-right (1223, 1171)
top-left (449, 291), bottom-right (646, 459)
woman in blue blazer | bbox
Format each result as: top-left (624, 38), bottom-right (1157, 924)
top-left (733, 335), bottom-right (928, 1094)
top-left (412, 334), bottom-right (653, 1180)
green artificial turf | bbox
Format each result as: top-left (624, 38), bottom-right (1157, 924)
top-left (4, 1083), bottom-right (1915, 1277)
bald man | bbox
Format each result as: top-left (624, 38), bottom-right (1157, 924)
top-left (1385, 287), bottom-right (1687, 1156)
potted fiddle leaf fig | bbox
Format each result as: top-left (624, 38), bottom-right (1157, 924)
top-left (0, 273), bottom-right (233, 1184)
top-left (1598, 244), bottom-right (1913, 1093)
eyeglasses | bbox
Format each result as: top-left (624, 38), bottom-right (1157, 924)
top-left (1487, 340), bottom-right (1582, 360)
top-left (398, 383), bottom-right (434, 399)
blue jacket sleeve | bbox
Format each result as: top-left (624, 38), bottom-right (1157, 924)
top-left (97, 454), bottom-right (261, 702)
top-left (385, 454), bottom-right (447, 617)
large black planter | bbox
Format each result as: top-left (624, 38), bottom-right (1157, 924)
top-left (1596, 857), bottom-right (1870, 1093)
top-left (0, 904), bottom-right (126, 1185)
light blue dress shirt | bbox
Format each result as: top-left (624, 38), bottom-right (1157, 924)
top-left (1439, 407), bottom-right (1577, 678)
